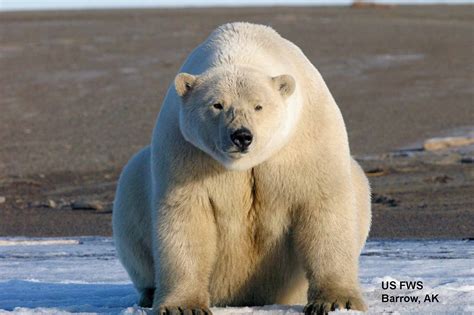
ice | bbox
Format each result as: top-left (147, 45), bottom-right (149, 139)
top-left (0, 237), bottom-right (473, 314)
top-left (0, 239), bottom-right (80, 247)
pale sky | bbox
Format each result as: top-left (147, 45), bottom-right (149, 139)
top-left (1, 0), bottom-right (473, 11)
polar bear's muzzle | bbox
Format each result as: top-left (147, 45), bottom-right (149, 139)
top-left (230, 127), bottom-right (253, 153)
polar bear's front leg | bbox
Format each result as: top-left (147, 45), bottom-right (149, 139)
top-left (293, 196), bottom-right (367, 315)
top-left (153, 191), bottom-right (217, 314)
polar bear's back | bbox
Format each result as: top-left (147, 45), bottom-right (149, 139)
top-left (210, 22), bottom-right (281, 46)
top-left (180, 22), bottom-right (312, 79)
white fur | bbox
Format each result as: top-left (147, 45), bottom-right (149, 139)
top-left (113, 22), bottom-right (372, 313)
top-left (220, 88), bottom-right (302, 171)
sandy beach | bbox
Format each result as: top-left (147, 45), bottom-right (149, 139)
top-left (0, 5), bottom-right (473, 238)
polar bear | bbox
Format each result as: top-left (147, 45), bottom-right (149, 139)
top-left (113, 22), bottom-right (371, 315)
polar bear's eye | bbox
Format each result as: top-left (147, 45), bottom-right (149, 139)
top-left (213, 103), bottom-right (223, 110)
top-left (255, 105), bottom-right (263, 111)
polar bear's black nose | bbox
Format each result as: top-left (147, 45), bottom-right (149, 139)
top-left (231, 128), bottom-right (253, 151)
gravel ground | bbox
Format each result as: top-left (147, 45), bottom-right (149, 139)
top-left (0, 5), bottom-right (473, 238)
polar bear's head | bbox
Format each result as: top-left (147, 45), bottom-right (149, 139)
top-left (174, 66), bottom-right (299, 171)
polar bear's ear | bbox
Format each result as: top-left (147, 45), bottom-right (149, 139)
top-left (175, 73), bottom-right (197, 97)
top-left (272, 74), bottom-right (295, 99)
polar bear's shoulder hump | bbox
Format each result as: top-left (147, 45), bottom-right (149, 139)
top-left (209, 22), bottom-right (282, 42)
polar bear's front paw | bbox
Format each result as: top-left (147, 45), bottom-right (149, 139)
top-left (157, 306), bottom-right (213, 315)
top-left (303, 295), bottom-right (366, 315)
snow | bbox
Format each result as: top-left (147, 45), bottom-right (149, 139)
top-left (0, 240), bottom-right (80, 247)
top-left (0, 237), bottom-right (473, 314)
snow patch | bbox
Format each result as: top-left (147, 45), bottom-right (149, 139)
top-left (0, 239), bottom-right (80, 247)
top-left (0, 238), bottom-right (473, 314)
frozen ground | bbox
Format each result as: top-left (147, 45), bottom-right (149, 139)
top-left (0, 237), bottom-right (473, 314)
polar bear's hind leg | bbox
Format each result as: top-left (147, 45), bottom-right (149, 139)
top-left (351, 158), bottom-right (371, 252)
top-left (113, 146), bottom-right (155, 307)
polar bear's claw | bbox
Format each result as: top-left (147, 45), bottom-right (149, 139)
top-left (304, 298), bottom-right (357, 315)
